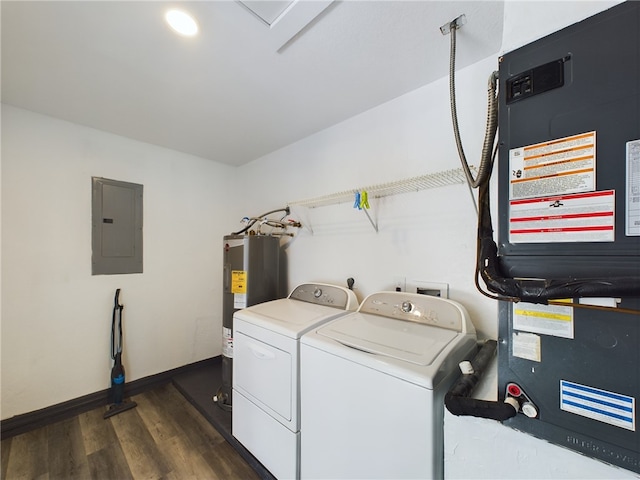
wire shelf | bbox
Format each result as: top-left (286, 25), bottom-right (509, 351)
top-left (288, 166), bottom-right (477, 209)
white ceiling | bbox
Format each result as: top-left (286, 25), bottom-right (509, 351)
top-left (1, 1), bottom-right (504, 166)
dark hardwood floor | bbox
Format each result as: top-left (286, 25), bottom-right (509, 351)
top-left (1, 383), bottom-right (260, 480)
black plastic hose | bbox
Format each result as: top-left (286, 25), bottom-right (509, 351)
top-left (445, 340), bottom-right (518, 421)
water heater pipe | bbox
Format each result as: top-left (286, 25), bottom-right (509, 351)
top-left (232, 206), bottom-right (290, 235)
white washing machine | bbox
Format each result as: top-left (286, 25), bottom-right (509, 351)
top-left (232, 283), bottom-right (358, 480)
top-left (300, 291), bottom-right (477, 480)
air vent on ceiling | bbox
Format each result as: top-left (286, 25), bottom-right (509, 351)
top-left (237, 0), bottom-right (334, 51)
top-left (238, 1), bottom-right (293, 26)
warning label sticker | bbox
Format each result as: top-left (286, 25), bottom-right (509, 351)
top-left (231, 270), bottom-right (247, 294)
top-left (510, 131), bottom-right (596, 200)
top-left (627, 139), bottom-right (640, 236)
top-left (513, 302), bottom-right (574, 339)
top-left (509, 190), bottom-right (615, 243)
top-left (561, 380), bottom-right (635, 431)
top-left (222, 326), bottom-right (233, 358)
top-left (232, 270), bottom-right (247, 309)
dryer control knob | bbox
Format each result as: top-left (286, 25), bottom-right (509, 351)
top-left (401, 301), bottom-right (413, 313)
top-left (314, 288), bottom-right (323, 298)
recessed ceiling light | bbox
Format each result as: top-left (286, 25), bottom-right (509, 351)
top-left (165, 9), bottom-right (198, 37)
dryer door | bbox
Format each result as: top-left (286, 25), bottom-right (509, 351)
top-left (234, 326), bottom-right (295, 427)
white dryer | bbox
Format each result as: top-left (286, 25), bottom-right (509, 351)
top-left (300, 291), bottom-right (477, 480)
top-left (232, 283), bottom-right (358, 480)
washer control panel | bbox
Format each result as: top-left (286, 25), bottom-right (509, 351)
top-left (290, 283), bottom-right (358, 310)
top-left (359, 291), bottom-right (473, 333)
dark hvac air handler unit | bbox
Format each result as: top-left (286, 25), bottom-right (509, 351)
top-left (497, 2), bottom-right (639, 473)
top-left (215, 234), bottom-right (281, 411)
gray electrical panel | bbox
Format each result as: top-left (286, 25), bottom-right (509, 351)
top-left (497, 2), bottom-right (639, 473)
top-left (92, 177), bottom-right (143, 275)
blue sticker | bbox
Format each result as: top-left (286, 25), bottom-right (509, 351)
top-left (560, 380), bottom-right (635, 431)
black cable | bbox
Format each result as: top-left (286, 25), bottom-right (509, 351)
top-left (449, 23), bottom-right (499, 191)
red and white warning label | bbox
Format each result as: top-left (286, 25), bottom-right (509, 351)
top-left (509, 131), bottom-right (596, 200)
top-left (509, 190), bottom-right (615, 243)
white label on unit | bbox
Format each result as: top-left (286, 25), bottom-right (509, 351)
top-left (626, 138), bottom-right (640, 236)
top-left (509, 190), bottom-right (615, 243)
top-left (561, 380), bottom-right (635, 431)
top-left (513, 302), bottom-right (574, 339)
top-left (222, 327), bottom-right (233, 358)
top-left (234, 293), bottom-right (247, 309)
top-left (578, 297), bottom-right (619, 308)
top-left (512, 331), bottom-right (541, 362)
top-left (509, 131), bottom-right (596, 201)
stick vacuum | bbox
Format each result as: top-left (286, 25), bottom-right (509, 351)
top-left (104, 288), bottom-right (137, 419)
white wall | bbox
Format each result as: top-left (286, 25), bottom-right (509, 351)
top-left (501, 0), bottom-right (624, 54)
top-left (236, 1), bottom-right (627, 336)
top-left (1, 1), bottom-right (636, 477)
top-left (237, 1), bottom-right (636, 478)
top-left (238, 54), bottom-right (499, 339)
top-left (1, 104), bottom-right (237, 419)
top-left (444, 411), bottom-right (637, 479)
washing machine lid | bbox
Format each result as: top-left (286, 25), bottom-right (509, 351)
top-left (317, 313), bottom-right (459, 366)
top-left (234, 283), bottom-right (358, 338)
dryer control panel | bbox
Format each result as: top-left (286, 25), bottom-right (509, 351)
top-left (289, 283), bottom-right (358, 310)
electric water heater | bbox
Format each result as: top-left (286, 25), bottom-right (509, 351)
top-left (215, 234), bottom-right (281, 410)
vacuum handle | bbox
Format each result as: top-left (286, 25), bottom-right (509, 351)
top-left (114, 288), bottom-right (122, 309)
top-left (111, 288), bottom-right (124, 359)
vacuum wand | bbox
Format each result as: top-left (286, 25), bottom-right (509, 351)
top-left (104, 288), bottom-right (137, 419)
